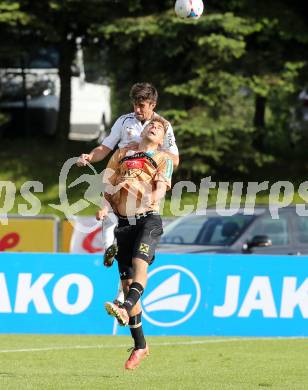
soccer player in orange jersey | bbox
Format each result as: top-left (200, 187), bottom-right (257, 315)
top-left (77, 83), bottom-right (179, 304)
top-left (96, 117), bottom-right (173, 370)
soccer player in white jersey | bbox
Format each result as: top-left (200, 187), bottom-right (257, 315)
top-left (77, 82), bottom-right (179, 302)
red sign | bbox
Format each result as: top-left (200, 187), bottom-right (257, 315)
top-left (82, 227), bottom-right (103, 253)
top-left (0, 232), bottom-right (20, 251)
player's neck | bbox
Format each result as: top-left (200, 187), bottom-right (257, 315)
top-left (138, 140), bottom-right (158, 152)
top-left (140, 112), bottom-right (155, 124)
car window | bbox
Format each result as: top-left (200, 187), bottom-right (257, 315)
top-left (248, 214), bottom-right (289, 246)
top-left (293, 215), bottom-right (308, 244)
top-left (161, 214), bottom-right (254, 245)
top-left (161, 215), bottom-right (206, 244)
top-left (196, 215), bottom-right (254, 245)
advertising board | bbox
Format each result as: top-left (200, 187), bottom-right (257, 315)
top-left (1, 253), bottom-right (307, 336)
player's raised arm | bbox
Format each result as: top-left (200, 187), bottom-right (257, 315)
top-left (164, 150), bottom-right (179, 168)
top-left (146, 155), bottom-right (173, 206)
top-left (161, 120), bottom-right (179, 168)
top-left (76, 145), bottom-right (112, 166)
top-left (77, 116), bottom-right (124, 166)
top-left (151, 180), bottom-right (169, 204)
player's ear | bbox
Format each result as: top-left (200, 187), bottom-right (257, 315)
top-left (150, 101), bottom-right (156, 110)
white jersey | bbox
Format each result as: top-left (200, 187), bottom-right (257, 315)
top-left (102, 112), bottom-right (179, 155)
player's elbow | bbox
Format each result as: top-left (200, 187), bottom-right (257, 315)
top-left (172, 155), bottom-right (179, 168)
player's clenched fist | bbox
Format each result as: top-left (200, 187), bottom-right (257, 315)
top-left (96, 207), bottom-right (109, 221)
top-left (76, 153), bottom-right (92, 167)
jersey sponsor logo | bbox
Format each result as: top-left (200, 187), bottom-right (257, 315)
top-left (139, 243), bottom-right (150, 255)
top-left (123, 169), bottom-right (143, 179)
top-left (125, 127), bottom-right (136, 139)
top-left (167, 133), bottom-right (173, 147)
top-left (142, 265), bottom-right (201, 327)
top-left (125, 158), bottom-right (146, 169)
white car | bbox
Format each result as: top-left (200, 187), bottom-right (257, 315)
top-left (0, 45), bottom-right (111, 141)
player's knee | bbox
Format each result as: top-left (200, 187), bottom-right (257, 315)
top-left (132, 257), bottom-right (149, 271)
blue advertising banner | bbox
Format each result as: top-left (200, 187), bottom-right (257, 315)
top-left (0, 252), bottom-right (119, 334)
top-left (0, 253), bottom-right (308, 336)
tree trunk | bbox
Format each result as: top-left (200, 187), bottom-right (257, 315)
top-left (56, 39), bottom-right (75, 140)
top-left (253, 94), bottom-right (267, 151)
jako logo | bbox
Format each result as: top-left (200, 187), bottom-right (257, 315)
top-left (142, 265), bottom-right (201, 327)
top-left (0, 273), bottom-right (93, 315)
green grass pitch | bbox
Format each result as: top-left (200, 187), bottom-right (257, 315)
top-left (0, 335), bottom-right (307, 389)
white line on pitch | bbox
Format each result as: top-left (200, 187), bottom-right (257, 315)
top-left (0, 337), bottom-right (305, 354)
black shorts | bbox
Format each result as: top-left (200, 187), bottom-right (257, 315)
top-left (114, 214), bottom-right (163, 280)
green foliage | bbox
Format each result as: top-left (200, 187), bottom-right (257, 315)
top-left (96, 2), bottom-right (308, 179)
top-left (0, 111), bottom-right (9, 127)
top-left (1, 0), bottom-right (308, 179)
top-left (163, 93), bottom-right (273, 180)
top-left (0, 1), bottom-right (29, 25)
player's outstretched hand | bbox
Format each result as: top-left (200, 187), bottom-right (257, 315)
top-left (76, 154), bottom-right (91, 167)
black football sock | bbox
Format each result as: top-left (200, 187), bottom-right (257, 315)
top-left (129, 312), bottom-right (146, 349)
top-left (122, 282), bottom-right (144, 314)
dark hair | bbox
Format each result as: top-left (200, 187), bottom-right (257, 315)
top-left (129, 82), bottom-right (158, 104)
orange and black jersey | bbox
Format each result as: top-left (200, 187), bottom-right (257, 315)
top-left (104, 148), bottom-right (173, 214)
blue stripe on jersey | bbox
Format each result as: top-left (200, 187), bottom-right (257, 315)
top-left (121, 114), bottom-right (135, 126)
top-left (165, 159), bottom-right (173, 179)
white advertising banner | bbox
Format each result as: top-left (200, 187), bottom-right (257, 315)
top-left (68, 216), bottom-right (174, 254)
top-left (69, 216), bottom-right (104, 254)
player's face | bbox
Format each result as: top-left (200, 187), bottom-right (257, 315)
top-left (133, 100), bottom-right (156, 122)
top-left (143, 121), bottom-right (165, 144)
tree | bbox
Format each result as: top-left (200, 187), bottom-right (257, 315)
top-left (1, 0), bottom-right (307, 179)
top-left (96, 0), bottom-right (308, 179)
top-left (96, 9), bottom-right (266, 178)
